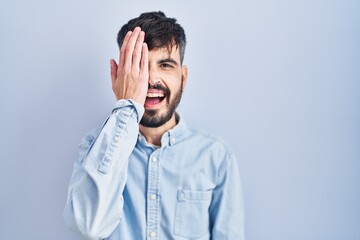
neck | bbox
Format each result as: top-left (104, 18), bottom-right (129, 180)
top-left (139, 114), bottom-right (177, 146)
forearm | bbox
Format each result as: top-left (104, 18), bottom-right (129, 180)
top-left (63, 99), bottom-right (144, 239)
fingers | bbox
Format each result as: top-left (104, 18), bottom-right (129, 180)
top-left (112, 27), bottom-right (149, 104)
top-left (140, 43), bottom-right (149, 78)
top-left (110, 59), bottom-right (118, 85)
top-left (119, 31), bottom-right (132, 67)
top-left (123, 27), bottom-right (142, 70)
top-left (132, 31), bottom-right (145, 72)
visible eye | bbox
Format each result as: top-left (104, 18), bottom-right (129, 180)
top-left (160, 63), bottom-right (173, 69)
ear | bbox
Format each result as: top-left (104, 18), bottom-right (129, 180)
top-left (181, 65), bottom-right (188, 89)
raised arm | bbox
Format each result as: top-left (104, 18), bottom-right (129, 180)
top-left (63, 27), bottom-right (149, 239)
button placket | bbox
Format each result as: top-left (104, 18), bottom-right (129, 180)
top-left (146, 151), bottom-right (160, 239)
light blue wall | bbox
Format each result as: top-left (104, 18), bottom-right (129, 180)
top-left (1, 0), bottom-right (359, 239)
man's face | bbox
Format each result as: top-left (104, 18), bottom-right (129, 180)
top-left (140, 46), bottom-right (187, 128)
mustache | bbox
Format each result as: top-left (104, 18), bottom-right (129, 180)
top-left (148, 84), bottom-right (170, 97)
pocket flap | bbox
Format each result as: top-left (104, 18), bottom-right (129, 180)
top-left (177, 189), bottom-right (212, 202)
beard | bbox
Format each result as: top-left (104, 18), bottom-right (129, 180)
top-left (140, 82), bottom-right (183, 128)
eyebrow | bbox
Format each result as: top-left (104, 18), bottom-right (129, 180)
top-left (157, 58), bottom-right (179, 66)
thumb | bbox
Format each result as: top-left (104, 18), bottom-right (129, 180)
top-left (110, 59), bottom-right (118, 85)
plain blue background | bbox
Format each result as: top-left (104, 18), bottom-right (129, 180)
top-left (0, 0), bottom-right (359, 239)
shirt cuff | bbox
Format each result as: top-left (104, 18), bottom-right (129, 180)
top-left (112, 99), bottom-right (145, 123)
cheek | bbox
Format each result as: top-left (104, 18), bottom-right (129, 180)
top-left (168, 81), bottom-right (183, 96)
top-left (162, 75), bottom-right (182, 91)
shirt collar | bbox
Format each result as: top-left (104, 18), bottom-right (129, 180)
top-left (160, 113), bottom-right (186, 147)
top-left (137, 112), bottom-right (187, 148)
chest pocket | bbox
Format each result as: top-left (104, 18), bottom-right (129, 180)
top-left (174, 189), bottom-right (213, 239)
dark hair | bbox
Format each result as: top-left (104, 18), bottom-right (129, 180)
top-left (117, 11), bottom-right (186, 64)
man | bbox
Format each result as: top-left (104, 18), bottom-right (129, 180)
top-left (63, 11), bottom-right (244, 240)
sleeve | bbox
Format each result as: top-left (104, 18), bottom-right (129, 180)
top-left (209, 152), bottom-right (245, 240)
top-left (63, 99), bottom-right (144, 240)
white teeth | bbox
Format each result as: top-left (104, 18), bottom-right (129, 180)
top-left (147, 93), bottom-right (165, 97)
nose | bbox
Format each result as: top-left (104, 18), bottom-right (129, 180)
top-left (148, 66), bottom-right (160, 86)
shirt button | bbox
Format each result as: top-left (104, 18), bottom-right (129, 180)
top-left (137, 135), bottom-right (142, 141)
top-left (114, 135), bottom-right (120, 142)
top-left (178, 192), bottom-right (185, 201)
top-left (151, 157), bottom-right (157, 163)
top-left (149, 231), bottom-right (156, 238)
top-left (171, 138), bottom-right (175, 143)
top-left (150, 194), bottom-right (157, 200)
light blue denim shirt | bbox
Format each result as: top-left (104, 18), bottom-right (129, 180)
top-left (63, 99), bottom-right (245, 240)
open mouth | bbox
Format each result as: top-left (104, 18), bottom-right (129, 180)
top-left (144, 92), bottom-right (166, 107)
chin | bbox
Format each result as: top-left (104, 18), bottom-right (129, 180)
top-left (140, 109), bottom-right (174, 128)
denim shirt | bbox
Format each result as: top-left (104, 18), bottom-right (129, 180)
top-left (63, 99), bottom-right (245, 240)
